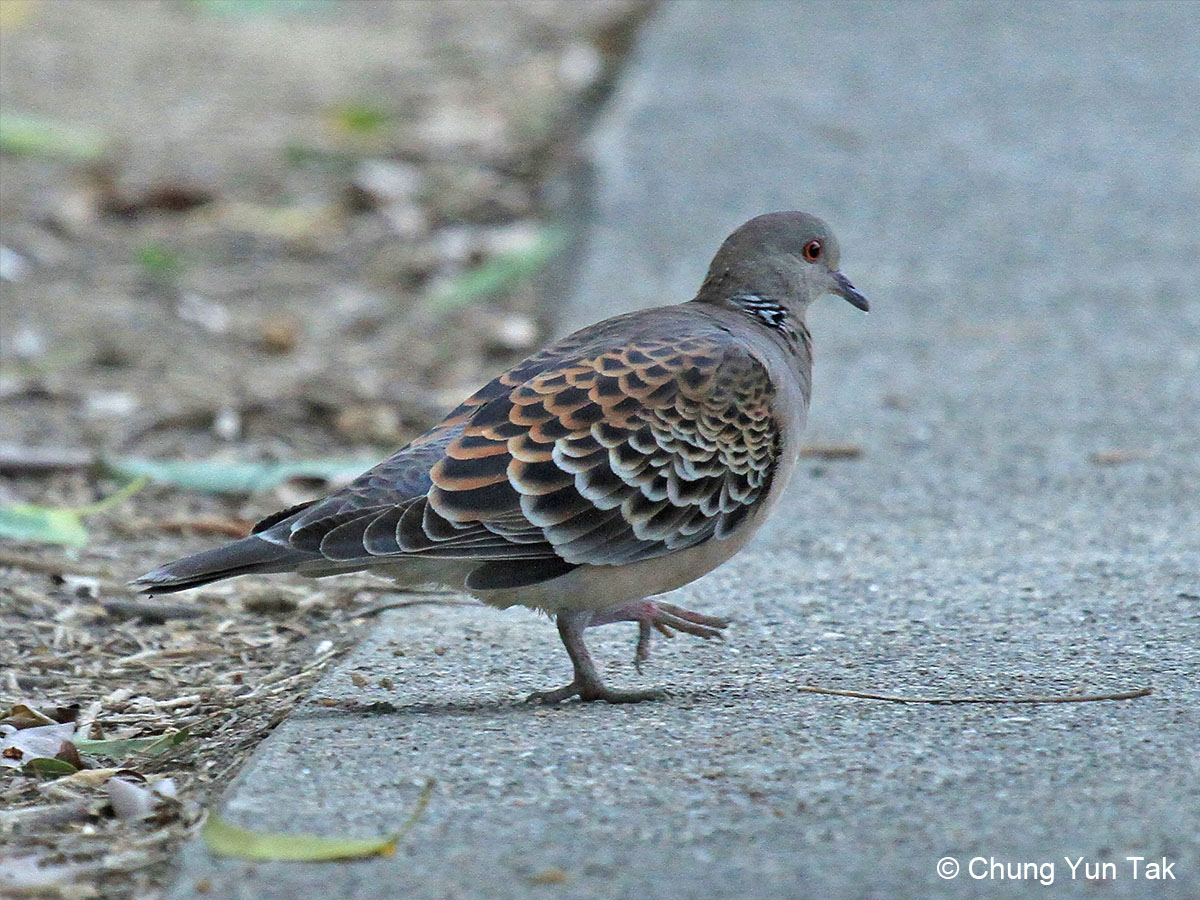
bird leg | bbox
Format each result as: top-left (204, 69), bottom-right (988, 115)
top-left (526, 610), bottom-right (666, 704)
top-left (588, 600), bottom-right (730, 671)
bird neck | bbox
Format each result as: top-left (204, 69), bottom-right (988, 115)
top-left (700, 293), bottom-right (811, 359)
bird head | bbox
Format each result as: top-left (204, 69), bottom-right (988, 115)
top-left (697, 211), bottom-right (868, 315)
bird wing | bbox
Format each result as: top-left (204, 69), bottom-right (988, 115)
top-left (265, 313), bottom-right (782, 590)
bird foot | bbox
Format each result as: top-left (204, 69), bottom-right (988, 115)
top-left (525, 680), bottom-right (667, 705)
top-left (590, 600), bottom-right (730, 671)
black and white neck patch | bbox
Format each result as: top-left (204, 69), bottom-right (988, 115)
top-left (728, 295), bottom-right (808, 352)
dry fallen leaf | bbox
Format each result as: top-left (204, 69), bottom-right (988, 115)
top-left (201, 821), bottom-right (398, 862)
top-left (530, 867), bottom-right (569, 885)
top-left (201, 779), bottom-right (433, 861)
top-left (2, 704), bottom-right (60, 728)
top-left (258, 316), bottom-right (301, 355)
top-left (1089, 449), bottom-right (1151, 466)
top-left (73, 728), bottom-right (190, 759)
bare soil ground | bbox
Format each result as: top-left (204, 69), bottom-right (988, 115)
top-left (0, 2), bottom-right (648, 896)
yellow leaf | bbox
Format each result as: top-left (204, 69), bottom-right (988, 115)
top-left (202, 817), bottom-right (398, 861)
top-left (202, 779), bottom-right (432, 861)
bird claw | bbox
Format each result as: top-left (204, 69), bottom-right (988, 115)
top-left (635, 622), bottom-right (649, 673)
top-left (526, 682), bottom-right (582, 705)
top-left (589, 600), bottom-right (730, 670)
top-left (526, 679), bottom-right (665, 704)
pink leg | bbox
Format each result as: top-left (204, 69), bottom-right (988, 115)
top-left (526, 610), bottom-right (666, 704)
top-left (589, 600), bottom-right (730, 671)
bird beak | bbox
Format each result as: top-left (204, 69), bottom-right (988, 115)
top-left (831, 272), bottom-right (869, 311)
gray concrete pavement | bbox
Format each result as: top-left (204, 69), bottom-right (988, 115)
top-left (169, 2), bottom-right (1200, 898)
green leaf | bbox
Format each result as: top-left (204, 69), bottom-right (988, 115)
top-left (0, 478), bottom-right (147, 547)
top-left (135, 244), bottom-right (183, 281)
top-left (202, 779), bottom-right (433, 861)
top-left (101, 456), bottom-right (376, 495)
top-left (0, 505), bottom-right (89, 546)
top-left (22, 757), bottom-right (79, 776)
top-left (429, 227), bottom-right (566, 313)
top-left (332, 102), bottom-right (391, 136)
top-left (76, 476), bottom-right (150, 515)
top-left (0, 112), bottom-right (105, 160)
top-left (73, 728), bottom-right (189, 759)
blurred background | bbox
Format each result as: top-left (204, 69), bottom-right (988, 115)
top-left (1, 0), bottom-right (645, 474)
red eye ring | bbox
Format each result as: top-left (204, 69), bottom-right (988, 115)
top-left (802, 239), bottom-right (822, 262)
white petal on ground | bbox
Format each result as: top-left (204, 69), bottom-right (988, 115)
top-left (0, 722), bottom-right (75, 768)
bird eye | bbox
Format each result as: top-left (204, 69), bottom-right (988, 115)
top-left (802, 239), bottom-right (822, 262)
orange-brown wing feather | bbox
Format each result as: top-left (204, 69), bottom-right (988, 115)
top-left (270, 315), bottom-right (780, 590)
top-left (426, 333), bottom-right (780, 568)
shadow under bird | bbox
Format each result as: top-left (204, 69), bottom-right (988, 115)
top-left (134, 211), bottom-right (868, 703)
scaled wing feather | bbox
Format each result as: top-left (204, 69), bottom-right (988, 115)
top-left (258, 312), bottom-right (781, 584)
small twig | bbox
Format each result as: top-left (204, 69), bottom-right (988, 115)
top-left (399, 778), bottom-right (435, 839)
top-left (795, 684), bottom-right (1152, 704)
top-left (1090, 449), bottom-right (1152, 466)
top-left (239, 649), bottom-right (344, 697)
top-left (0, 443), bottom-right (94, 475)
top-left (0, 549), bottom-right (111, 578)
top-left (4, 671), bottom-right (62, 690)
top-left (0, 801), bottom-right (93, 831)
top-left (359, 596), bottom-right (477, 617)
top-left (798, 444), bottom-right (863, 460)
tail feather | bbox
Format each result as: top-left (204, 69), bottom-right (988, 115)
top-left (131, 535), bottom-right (311, 595)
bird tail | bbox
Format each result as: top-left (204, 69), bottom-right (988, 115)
top-left (131, 535), bottom-right (308, 595)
